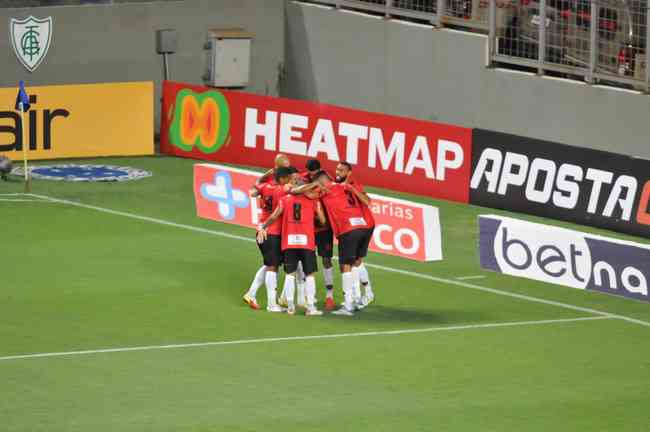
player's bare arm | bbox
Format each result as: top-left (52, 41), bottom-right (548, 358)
top-left (256, 169), bottom-right (275, 185)
top-left (257, 202), bottom-right (284, 243)
top-left (290, 181), bottom-right (320, 195)
top-left (346, 183), bottom-right (370, 206)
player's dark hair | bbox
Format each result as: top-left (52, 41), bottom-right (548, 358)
top-left (275, 167), bottom-right (292, 182)
top-left (306, 159), bottom-right (321, 172)
top-left (340, 161), bottom-right (353, 171)
top-left (287, 166), bottom-right (299, 174)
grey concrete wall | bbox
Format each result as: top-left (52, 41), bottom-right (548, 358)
top-left (0, 0), bottom-right (285, 130)
top-left (285, 1), bottom-right (650, 159)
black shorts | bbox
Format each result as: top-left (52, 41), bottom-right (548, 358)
top-left (338, 227), bottom-right (374, 265)
top-left (315, 229), bottom-right (334, 258)
top-left (283, 249), bottom-right (318, 275)
top-left (257, 234), bottom-right (283, 267)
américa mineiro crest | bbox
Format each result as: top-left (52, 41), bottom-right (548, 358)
top-left (10, 16), bottom-right (53, 73)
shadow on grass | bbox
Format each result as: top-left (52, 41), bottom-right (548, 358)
top-left (349, 305), bottom-right (488, 326)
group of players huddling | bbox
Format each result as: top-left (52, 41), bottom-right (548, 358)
top-left (242, 154), bottom-right (375, 316)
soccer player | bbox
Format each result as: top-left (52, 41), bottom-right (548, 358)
top-left (243, 155), bottom-right (292, 309)
top-left (302, 158), bottom-right (322, 182)
top-left (257, 186), bottom-right (326, 316)
top-left (243, 166), bottom-right (293, 312)
top-left (288, 166), bottom-right (308, 306)
top-left (256, 153), bottom-right (291, 186)
top-left (335, 162), bottom-right (375, 307)
top-left (301, 159), bottom-right (336, 310)
top-left (311, 168), bottom-right (373, 316)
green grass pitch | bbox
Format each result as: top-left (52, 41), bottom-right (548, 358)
top-left (1, 156), bottom-right (649, 432)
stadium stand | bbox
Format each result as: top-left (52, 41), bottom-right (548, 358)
top-left (306, 0), bottom-right (649, 90)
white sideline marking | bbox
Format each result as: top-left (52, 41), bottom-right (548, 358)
top-left (28, 193), bottom-right (650, 329)
top-left (456, 275), bottom-right (486, 281)
top-left (30, 194), bottom-right (257, 244)
top-left (0, 316), bottom-right (611, 362)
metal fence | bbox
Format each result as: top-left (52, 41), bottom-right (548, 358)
top-left (0, 0), bottom-right (177, 7)
top-left (488, 0), bottom-right (649, 90)
top-left (304, 0), bottom-right (650, 90)
top-left (306, 0), bottom-right (492, 30)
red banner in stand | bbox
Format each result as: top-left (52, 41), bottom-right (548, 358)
top-left (162, 81), bottom-right (472, 203)
top-left (194, 163), bottom-right (443, 262)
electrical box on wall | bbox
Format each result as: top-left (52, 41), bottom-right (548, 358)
top-left (205, 28), bottom-right (253, 88)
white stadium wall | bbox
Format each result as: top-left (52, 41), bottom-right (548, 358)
top-left (284, 1), bottom-right (650, 160)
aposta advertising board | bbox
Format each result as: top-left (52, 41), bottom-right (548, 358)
top-left (470, 129), bottom-right (650, 238)
top-left (479, 215), bottom-right (650, 303)
top-left (194, 163), bottom-right (443, 262)
top-left (162, 81), bottom-right (472, 203)
top-left (0, 82), bottom-right (153, 160)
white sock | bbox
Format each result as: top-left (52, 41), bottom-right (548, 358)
top-left (296, 262), bottom-right (305, 285)
top-left (247, 265), bottom-right (267, 299)
top-left (264, 271), bottom-right (278, 307)
top-left (284, 274), bottom-right (296, 307)
top-left (305, 276), bottom-right (316, 308)
top-left (351, 266), bottom-right (361, 301)
top-left (359, 263), bottom-right (373, 296)
top-left (341, 272), bottom-right (354, 311)
top-left (296, 280), bottom-right (305, 305)
top-left (323, 266), bottom-right (334, 287)
top-left (296, 263), bottom-right (306, 304)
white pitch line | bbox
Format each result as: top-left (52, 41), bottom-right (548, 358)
top-left (0, 316), bottom-right (611, 362)
top-left (0, 198), bottom-right (58, 203)
top-left (28, 193), bottom-right (650, 328)
top-left (456, 275), bottom-right (486, 281)
top-left (365, 262), bottom-right (650, 328)
top-left (29, 194), bottom-right (257, 244)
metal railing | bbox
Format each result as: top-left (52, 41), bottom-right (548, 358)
top-left (488, 0), bottom-right (649, 91)
top-left (305, 0), bottom-right (492, 30)
top-left (303, 0), bottom-right (650, 91)
top-left (0, 0), bottom-right (177, 7)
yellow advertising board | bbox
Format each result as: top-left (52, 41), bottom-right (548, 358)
top-left (0, 81), bottom-right (153, 160)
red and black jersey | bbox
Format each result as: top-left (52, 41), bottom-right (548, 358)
top-left (279, 194), bottom-right (321, 251)
top-left (319, 183), bottom-right (371, 237)
top-left (347, 178), bottom-right (375, 228)
top-left (255, 181), bottom-right (276, 222)
top-left (298, 170), bottom-right (312, 183)
top-left (299, 170), bottom-right (331, 233)
top-left (314, 199), bottom-right (331, 233)
top-left (255, 181), bottom-right (288, 236)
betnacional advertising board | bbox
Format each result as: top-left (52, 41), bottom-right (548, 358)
top-left (162, 81), bottom-right (472, 204)
top-left (194, 163), bottom-right (443, 262)
top-left (470, 129), bottom-right (650, 238)
top-left (0, 81), bottom-right (153, 160)
top-left (479, 215), bottom-right (650, 303)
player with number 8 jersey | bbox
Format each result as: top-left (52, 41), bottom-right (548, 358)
top-left (257, 190), bottom-right (326, 316)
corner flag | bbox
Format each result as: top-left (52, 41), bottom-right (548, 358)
top-left (15, 80), bottom-right (30, 112)
top-left (14, 80), bottom-right (31, 191)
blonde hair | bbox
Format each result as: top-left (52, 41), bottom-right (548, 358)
top-left (274, 154), bottom-right (290, 169)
